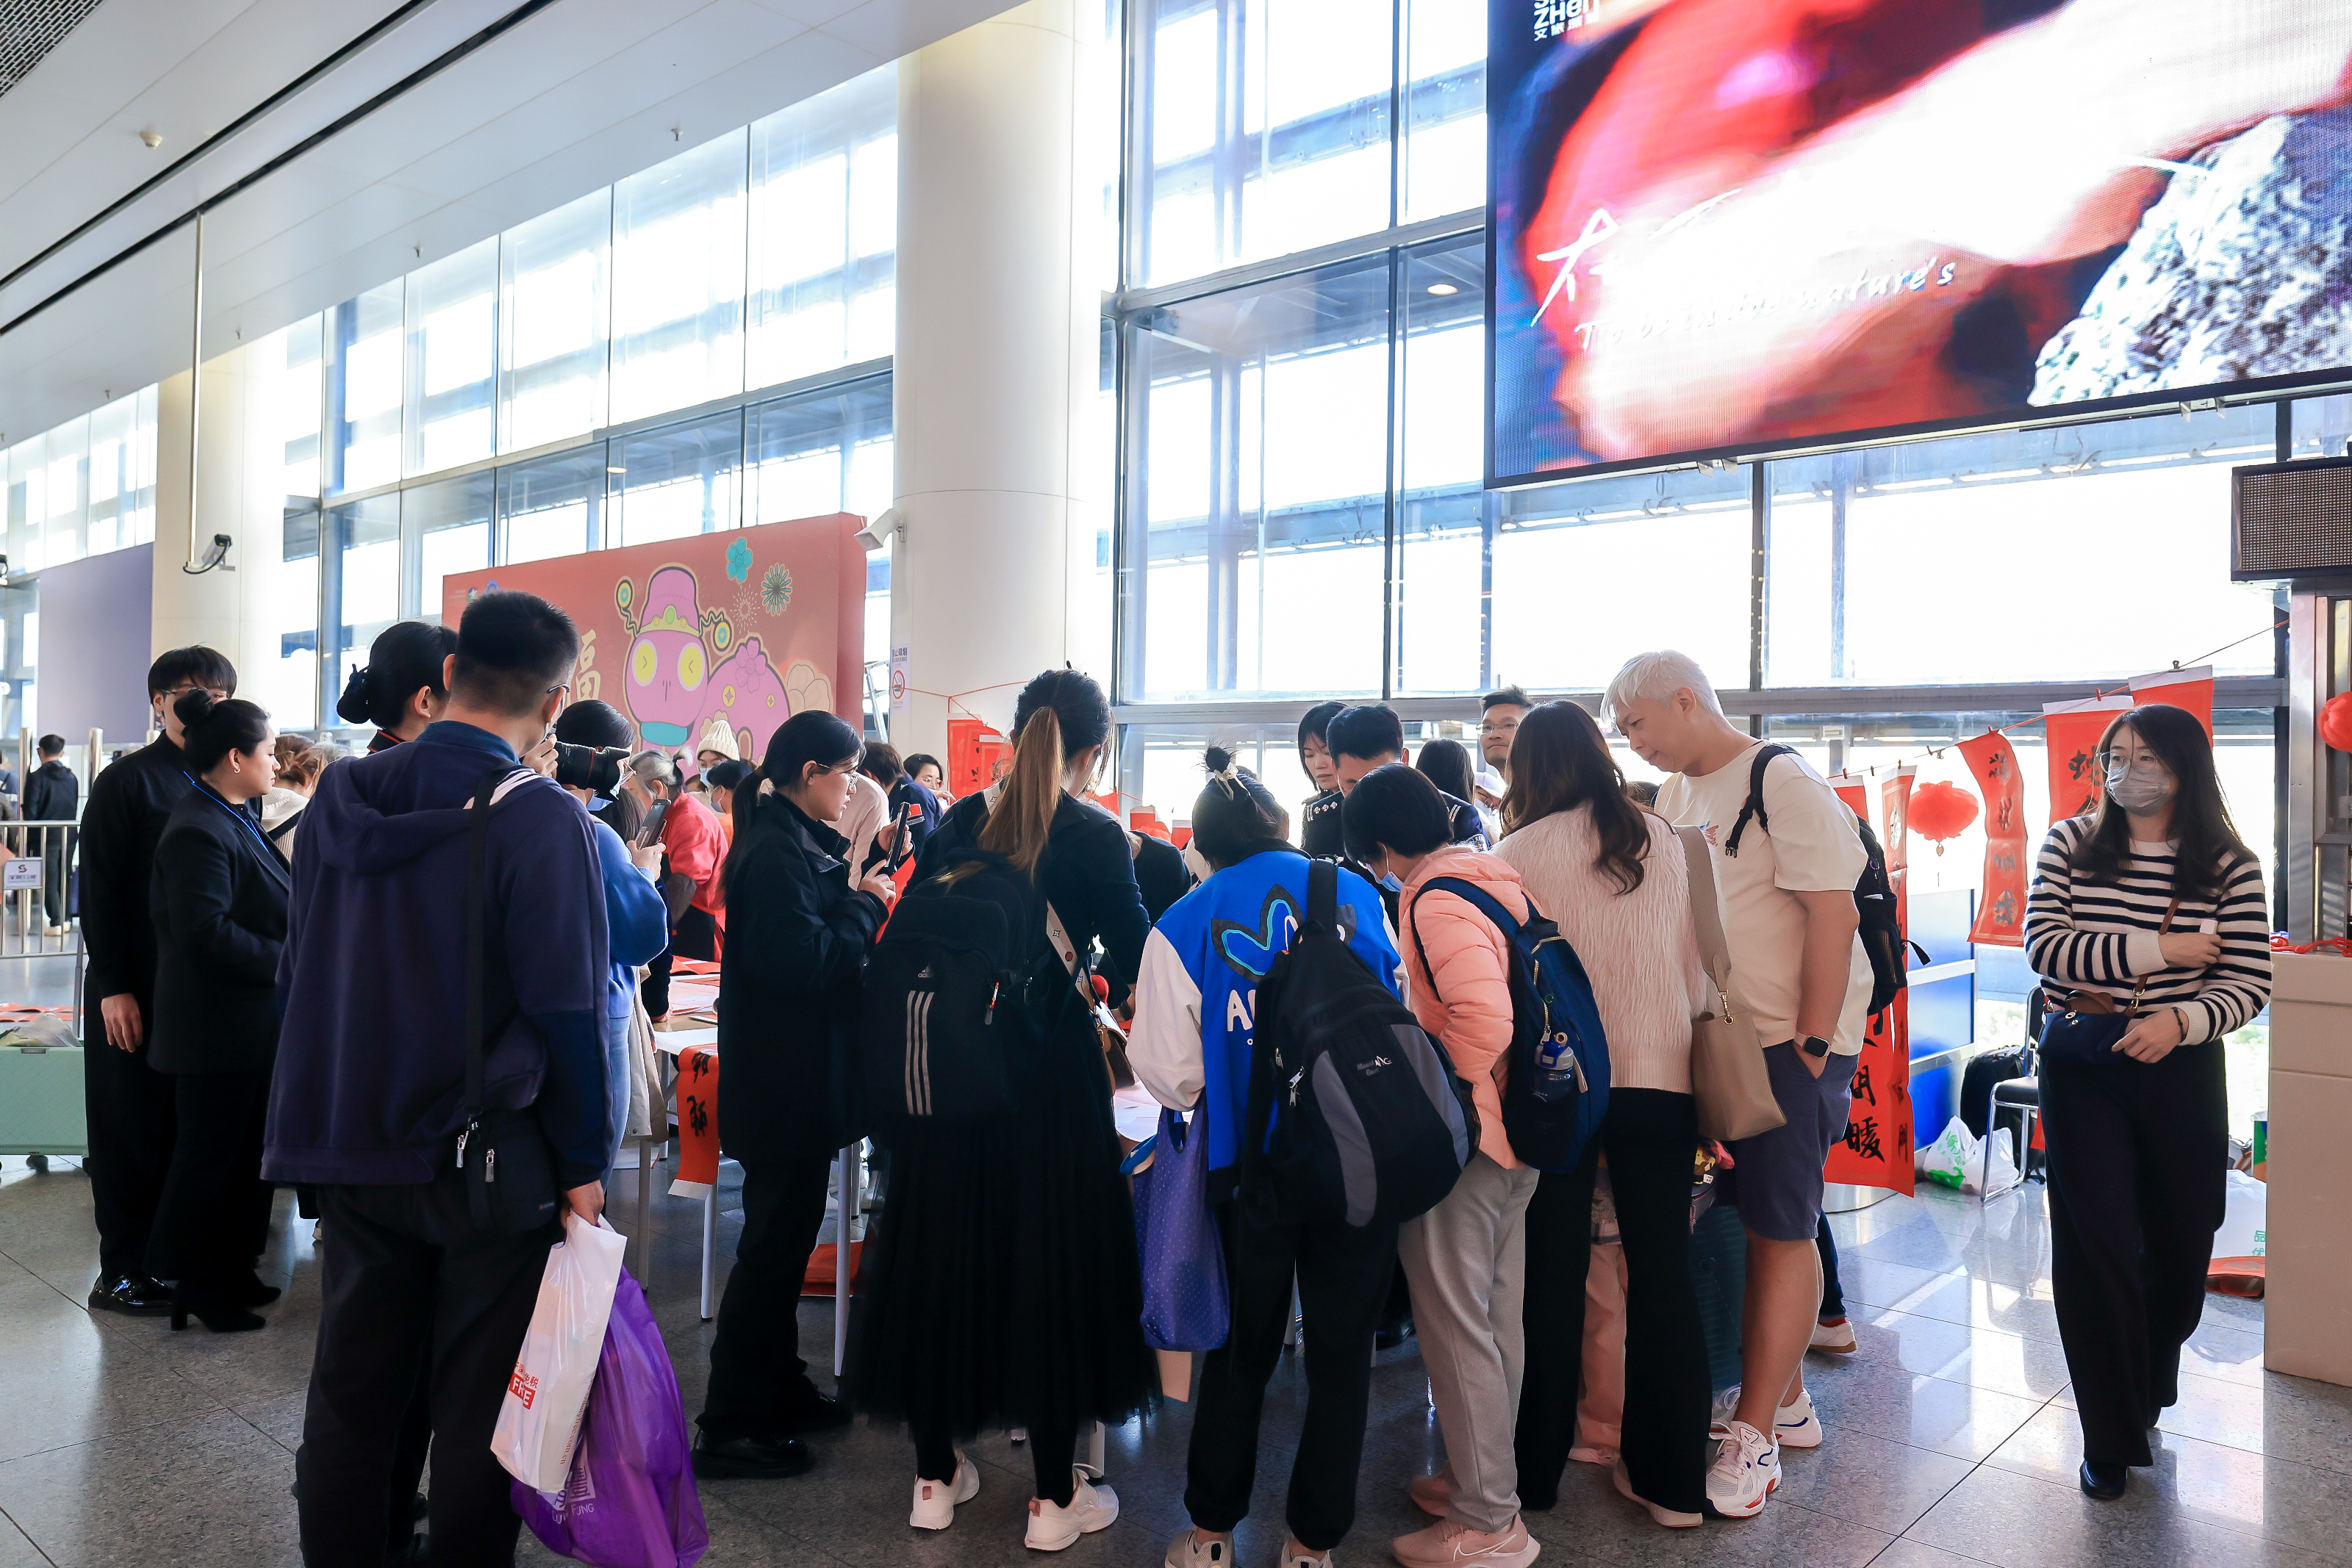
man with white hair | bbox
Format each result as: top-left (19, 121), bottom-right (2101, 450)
top-left (1604, 650), bottom-right (1871, 1522)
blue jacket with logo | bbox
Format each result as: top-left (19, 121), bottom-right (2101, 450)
top-left (1127, 847), bottom-right (1402, 1183)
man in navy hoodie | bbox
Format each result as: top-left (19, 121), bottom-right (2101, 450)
top-left (267, 591), bottom-right (609, 1567)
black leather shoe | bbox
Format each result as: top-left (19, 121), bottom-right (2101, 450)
top-left (692, 1432), bottom-right (814, 1481)
top-left (226, 1270), bottom-right (283, 1309)
top-left (772, 1391), bottom-right (852, 1436)
top-left (88, 1274), bottom-right (172, 1316)
top-left (2079, 1461), bottom-right (2127, 1500)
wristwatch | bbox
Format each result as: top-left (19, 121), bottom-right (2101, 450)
top-left (1801, 1035), bottom-right (1832, 1060)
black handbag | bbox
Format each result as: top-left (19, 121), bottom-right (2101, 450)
top-left (458, 767), bottom-right (562, 1234)
top-left (2037, 896), bottom-right (2179, 1068)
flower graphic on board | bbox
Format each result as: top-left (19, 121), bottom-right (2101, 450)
top-left (761, 563), bottom-right (793, 615)
top-left (725, 537), bottom-right (752, 583)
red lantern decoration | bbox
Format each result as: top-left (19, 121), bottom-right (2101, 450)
top-left (2323, 692), bottom-right (2352, 754)
top-left (1907, 780), bottom-right (1979, 853)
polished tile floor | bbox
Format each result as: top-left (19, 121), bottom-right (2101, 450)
top-left (0, 1150), bottom-right (2340, 1567)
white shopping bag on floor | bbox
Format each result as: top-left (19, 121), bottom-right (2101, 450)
top-left (491, 1212), bottom-right (627, 1492)
top-left (2213, 1169), bottom-right (2267, 1259)
top-left (1961, 1127), bottom-right (2018, 1195)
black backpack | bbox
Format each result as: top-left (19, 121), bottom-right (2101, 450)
top-left (859, 849), bottom-right (1078, 1132)
top-left (1724, 744), bottom-right (1926, 1020)
top-left (1245, 858), bottom-right (1478, 1229)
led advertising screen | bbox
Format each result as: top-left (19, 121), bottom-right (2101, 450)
top-left (1487, 1), bottom-right (2352, 486)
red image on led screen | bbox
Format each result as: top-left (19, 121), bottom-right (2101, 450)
top-left (1486, 0), bottom-right (2352, 485)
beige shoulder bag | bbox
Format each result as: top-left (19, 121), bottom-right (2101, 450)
top-left (1677, 827), bottom-right (1787, 1142)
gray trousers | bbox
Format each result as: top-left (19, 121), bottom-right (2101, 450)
top-left (1398, 1151), bottom-right (1541, 1533)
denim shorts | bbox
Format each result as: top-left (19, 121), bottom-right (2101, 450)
top-left (1727, 1043), bottom-right (1857, 1242)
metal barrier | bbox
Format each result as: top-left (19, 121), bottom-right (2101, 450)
top-left (0, 819), bottom-right (85, 1035)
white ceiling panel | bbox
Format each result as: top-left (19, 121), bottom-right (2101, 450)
top-left (1, 0), bottom-right (1013, 442)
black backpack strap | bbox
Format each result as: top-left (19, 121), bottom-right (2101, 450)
top-left (1405, 876), bottom-right (1516, 1007)
top-left (1723, 744), bottom-right (1796, 858)
top-left (1306, 856), bottom-right (1338, 932)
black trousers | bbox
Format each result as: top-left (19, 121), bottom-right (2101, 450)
top-left (297, 1165), bottom-right (559, 1567)
top-left (1184, 1195), bottom-right (1397, 1552)
top-left (1514, 1087), bottom-right (1709, 1517)
top-left (698, 1152), bottom-right (834, 1440)
top-left (917, 1421), bottom-right (1080, 1504)
top-left (42, 832), bottom-right (67, 927)
top-left (2041, 1044), bottom-right (2228, 1467)
top-left (82, 984), bottom-right (177, 1280)
top-left (1817, 1217), bottom-right (1845, 1320)
top-left (144, 1068), bottom-right (274, 1290)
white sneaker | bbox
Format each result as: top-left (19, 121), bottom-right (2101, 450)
top-left (1709, 1385), bottom-right (1823, 1449)
top-left (1286, 1547), bottom-right (1334, 1567)
top-left (1704, 1420), bottom-right (1779, 1519)
top-left (1026, 1470), bottom-right (1119, 1551)
top-left (1164, 1528), bottom-right (1231, 1567)
top-left (1611, 1460), bottom-right (1700, 1528)
top-left (909, 1453), bottom-right (978, 1530)
top-left (1810, 1317), bottom-right (1857, 1353)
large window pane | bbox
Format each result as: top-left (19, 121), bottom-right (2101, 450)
top-left (610, 411), bottom-right (742, 547)
top-left (1401, 0), bottom-right (1483, 220)
top-left (1123, 259), bottom-right (1390, 701)
top-left (37, 417), bottom-right (87, 567)
top-left (274, 508), bottom-right (320, 730)
top-left (746, 375), bottom-right (893, 526)
top-left (1395, 237), bottom-right (1485, 694)
top-left (327, 281), bottom-right (405, 495)
top-left (1489, 464), bottom-right (1752, 694)
top-left (498, 446), bottom-right (608, 564)
top-left (747, 65), bottom-right (897, 390)
top-left (6, 436), bottom-right (44, 574)
top-left (1115, 721), bottom-right (1317, 832)
top-left (85, 395), bottom-right (136, 555)
top-left (323, 494), bottom-right (401, 717)
top-left (404, 472), bottom-right (492, 621)
top-left (1765, 411), bottom-right (2278, 687)
top-left (612, 132), bottom-right (747, 425)
top-left (405, 239), bottom-right (497, 476)
top-left (126, 386), bottom-right (158, 547)
top-left (1136, 0), bottom-right (1395, 286)
top-left (499, 189), bottom-right (610, 453)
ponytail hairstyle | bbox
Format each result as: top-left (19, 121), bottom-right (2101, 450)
top-left (273, 734), bottom-right (326, 791)
top-left (335, 620), bottom-right (456, 733)
top-left (728, 710), bottom-right (863, 888)
top-left (176, 690), bottom-right (273, 775)
top-left (1502, 700), bottom-right (1652, 893)
top-left (970, 668), bottom-right (1112, 877)
top-left (1191, 747), bottom-right (1291, 871)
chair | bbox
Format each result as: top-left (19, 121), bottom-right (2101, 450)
top-left (1982, 990), bottom-right (2044, 1205)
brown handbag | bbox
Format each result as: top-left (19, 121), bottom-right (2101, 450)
top-left (1677, 827), bottom-right (1788, 1142)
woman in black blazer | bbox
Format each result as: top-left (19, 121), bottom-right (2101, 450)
top-left (694, 710), bottom-right (901, 1480)
top-left (146, 691), bottom-right (290, 1332)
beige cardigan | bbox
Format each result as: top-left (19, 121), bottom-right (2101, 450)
top-left (1493, 807), bottom-right (1710, 1095)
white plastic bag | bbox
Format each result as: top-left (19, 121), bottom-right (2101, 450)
top-left (491, 1212), bottom-right (628, 1492)
top-left (1915, 1115), bottom-right (1978, 1190)
top-left (1961, 1127), bottom-right (2019, 1195)
top-left (2213, 1168), bottom-right (2267, 1259)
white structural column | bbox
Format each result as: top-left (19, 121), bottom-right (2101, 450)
top-left (890, 0), bottom-right (1094, 752)
top-left (151, 345), bottom-right (307, 697)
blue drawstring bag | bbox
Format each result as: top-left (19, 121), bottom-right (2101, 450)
top-left (1132, 1103), bottom-right (1229, 1351)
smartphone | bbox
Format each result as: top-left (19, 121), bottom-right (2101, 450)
top-left (886, 802), bottom-right (918, 871)
top-left (635, 796), bottom-right (672, 849)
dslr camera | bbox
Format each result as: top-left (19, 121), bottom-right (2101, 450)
top-left (552, 741), bottom-right (629, 797)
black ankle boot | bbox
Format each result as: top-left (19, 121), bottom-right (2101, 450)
top-left (2079, 1461), bottom-right (2127, 1500)
top-left (169, 1284), bottom-right (265, 1334)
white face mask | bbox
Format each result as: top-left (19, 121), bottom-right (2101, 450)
top-left (2105, 758), bottom-right (2174, 816)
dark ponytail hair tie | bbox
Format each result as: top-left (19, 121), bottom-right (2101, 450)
top-left (334, 665), bottom-right (376, 726)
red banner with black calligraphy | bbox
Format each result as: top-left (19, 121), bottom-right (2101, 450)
top-left (2043, 696), bottom-right (2132, 827)
top-left (1877, 766), bottom-right (1915, 874)
top-left (1825, 867), bottom-right (1913, 1194)
top-left (2131, 664), bottom-right (2215, 737)
top-left (1960, 730), bottom-right (2028, 946)
top-left (670, 1044), bottom-right (721, 1198)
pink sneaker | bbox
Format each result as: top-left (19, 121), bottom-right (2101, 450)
top-left (1408, 1472), bottom-right (1454, 1516)
top-left (1388, 1514), bottom-right (1538, 1567)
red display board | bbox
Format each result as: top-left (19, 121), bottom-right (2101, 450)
top-left (441, 514), bottom-right (866, 767)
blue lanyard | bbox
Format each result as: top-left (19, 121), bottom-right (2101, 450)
top-left (182, 772), bottom-right (277, 859)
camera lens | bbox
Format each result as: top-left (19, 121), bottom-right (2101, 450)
top-left (553, 742), bottom-right (628, 797)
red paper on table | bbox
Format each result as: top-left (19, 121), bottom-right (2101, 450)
top-left (946, 716), bottom-right (1013, 799)
top-left (2043, 696), bottom-right (2133, 827)
top-left (1877, 766), bottom-right (1915, 873)
top-left (1960, 730), bottom-right (2029, 947)
top-left (1827, 772), bottom-right (1868, 820)
top-left (670, 1045), bottom-right (722, 1199)
top-left (2130, 664), bottom-right (2215, 736)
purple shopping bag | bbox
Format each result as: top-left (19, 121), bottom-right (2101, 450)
top-left (514, 1270), bottom-right (710, 1568)
top-left (1132, 1103), bottom-right (1228, 1351)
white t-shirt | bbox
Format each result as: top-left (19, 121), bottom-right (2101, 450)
top-left (1656, 743), bottom-right (1874, 1056)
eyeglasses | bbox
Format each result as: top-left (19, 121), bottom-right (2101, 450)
top-left (812, 759), bottom-right (861, 778)
top-left (160, 684), bottom-right (231, 703)
top-left (1478, 715), bottom-right (1521, 736)
top-left (2097, 752), bottom-right (2168, 780)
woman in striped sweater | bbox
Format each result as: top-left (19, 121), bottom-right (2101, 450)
top-left (2024, 702), bottom-right (2270, 1503)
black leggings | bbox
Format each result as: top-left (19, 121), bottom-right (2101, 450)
top-left (915, 1422), bottom-right (1079, 1506)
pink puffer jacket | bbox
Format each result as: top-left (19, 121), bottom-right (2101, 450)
top-left (1397, 844), bottom-right (1531, 1171)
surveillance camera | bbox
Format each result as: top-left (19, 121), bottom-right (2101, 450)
top-left (854, 508), bottom-right (903, 553)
